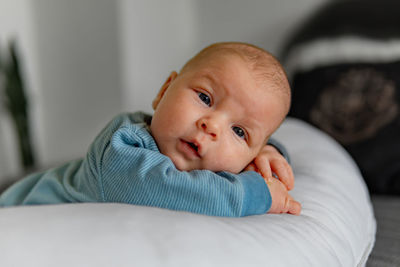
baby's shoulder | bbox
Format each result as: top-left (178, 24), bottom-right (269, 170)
top-left (106, 111), bottom-right (152, 130)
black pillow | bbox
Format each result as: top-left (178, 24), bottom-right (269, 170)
top-left (281, 0), bottom-right (400, 194)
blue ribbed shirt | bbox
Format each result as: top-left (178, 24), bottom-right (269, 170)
top-left (0, 112), bottom-right (274, 217)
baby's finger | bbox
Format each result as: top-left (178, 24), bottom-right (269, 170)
top-left (254, 156), bottom-right (273, 182)
top-left (270, 159), bottom-right (294, 190)
top-left (287, 198), bottom-right (302, 215)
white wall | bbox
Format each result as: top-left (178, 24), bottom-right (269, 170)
top-left (0, 0), bottom-right (122, 183)
top-left (118, 0), bottom-right (198, 114)
top-left (194, 0), bottom-right (328, 55)
top-left (31, 0), bottom-right (122, 165)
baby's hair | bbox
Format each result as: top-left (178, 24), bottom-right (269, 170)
top-left (180, 42), bottom-right (291, 115)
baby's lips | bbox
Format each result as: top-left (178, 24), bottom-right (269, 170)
top-left (185, 137), bottom-right (204, 157)
top-left (192, 140), bottom-right (203, 156)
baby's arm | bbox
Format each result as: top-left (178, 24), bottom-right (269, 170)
top-left (245, 143), bottom-right (301, 215)
top-left (0, 113), bottom-right (273, 215)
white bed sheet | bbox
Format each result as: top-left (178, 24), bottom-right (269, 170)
top-left (0, 118), bottom-right (376, 267)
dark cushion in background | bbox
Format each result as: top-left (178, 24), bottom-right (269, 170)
top-left (281, 0), bottom-right (400, 194)
top-left (290, 62), bottom-right (400, 194)
top-left (281, 0), bottom-right (400, 56)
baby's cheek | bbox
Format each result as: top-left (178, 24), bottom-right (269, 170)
top-left (217, 155), bottom-right (250, 174)
top-left (205, 140), bottom-right (251, 173)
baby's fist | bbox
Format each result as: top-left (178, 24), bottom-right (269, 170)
top-left (267, 177), bottom-right (301, 215)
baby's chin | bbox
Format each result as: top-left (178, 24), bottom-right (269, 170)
top-left (172, 158), bottom-right (242, 174)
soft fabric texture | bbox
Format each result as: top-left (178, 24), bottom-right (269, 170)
top-left (281, 0), bottom-right (400, 194)
top-left (0, 118), bottom-right (376, 267)
top-left (0, 112), bottom-right (271, 217)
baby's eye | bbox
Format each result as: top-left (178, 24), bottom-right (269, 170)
top-left (232, 126), bottom-right (246, 139)
top-left (198, 92), bottom-right (211, 106)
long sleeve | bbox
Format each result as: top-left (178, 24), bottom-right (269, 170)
top-left (0, 113), bottom-right (271, 217)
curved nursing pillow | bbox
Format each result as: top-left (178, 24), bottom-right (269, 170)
top-left (0, 118), bottom-right (376, 267)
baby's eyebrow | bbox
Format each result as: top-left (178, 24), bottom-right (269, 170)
top-left (201, 72), bottom-right (235, 98)
top-left (244, 119), bottom-right (266, 147)
top-left (200, 73), bottom-right (217, 86)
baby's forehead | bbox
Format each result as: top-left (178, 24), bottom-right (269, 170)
top-left (191, 53), bottom-right (287, 104)
top-left (189, 50), bottom-right (285, 87)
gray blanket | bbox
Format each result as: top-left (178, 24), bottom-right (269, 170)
top-left (367, 195), bottom-right (400, 266)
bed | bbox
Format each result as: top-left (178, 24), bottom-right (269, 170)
top-left (0, 117), bottom-right (375, 267)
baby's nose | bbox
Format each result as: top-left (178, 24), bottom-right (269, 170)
top-left (197, 117), bottom-right (220, 140)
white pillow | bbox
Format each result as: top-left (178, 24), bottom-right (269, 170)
top-left (0, 118), bottom-right (376, 267)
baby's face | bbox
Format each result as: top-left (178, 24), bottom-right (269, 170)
top-left (150, 53), bottom-right (286, 173)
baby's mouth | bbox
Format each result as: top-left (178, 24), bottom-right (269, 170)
top-left (188, 142), bottom-right (199, 152)
top-left (180, 139), bottom-right (201, 158)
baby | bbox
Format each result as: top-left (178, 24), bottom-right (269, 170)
top-left (0, 42), bottom-right (301, 217)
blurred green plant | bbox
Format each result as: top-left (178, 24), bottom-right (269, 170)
top-left (0, 40), bottom-right (35, 170)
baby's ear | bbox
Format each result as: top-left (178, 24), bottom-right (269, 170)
top-left (152, 71), bottom-right (178, 110)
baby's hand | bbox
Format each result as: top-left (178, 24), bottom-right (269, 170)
top-left (244, 144), bottom-right (301, 215)
top-left (244, 145), bottom-right (294, 190)
top-left (266, 177), bottom-right (301, 215)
